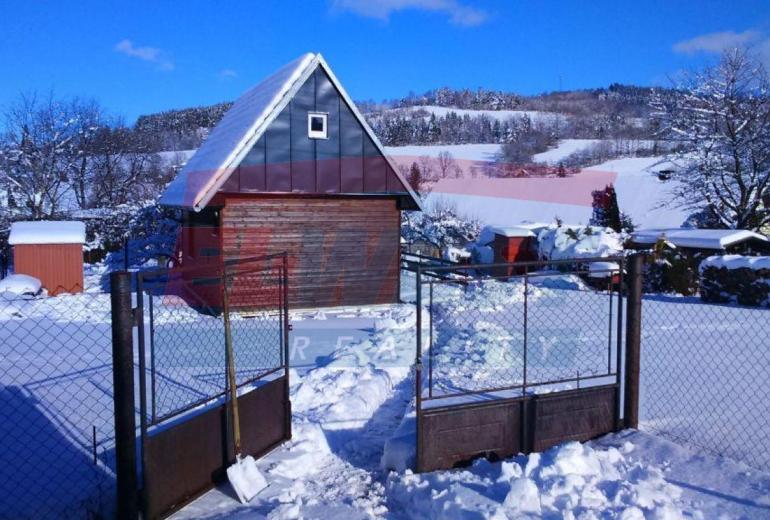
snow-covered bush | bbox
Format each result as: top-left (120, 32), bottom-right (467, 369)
top-left (700, 255), bottom-right (770, 307)
top-left (401, 200), bottom-right (480, 258)
top-left (537, 225), bottom-right (623, 261)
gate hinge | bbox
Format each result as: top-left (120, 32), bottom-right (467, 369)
top-left (287, 323), bottom-right (294, 331)
top-left (132, 307), bottom-right (142, 327)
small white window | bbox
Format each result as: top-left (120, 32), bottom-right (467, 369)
top-left (307, 112), bottom-right (328, 139)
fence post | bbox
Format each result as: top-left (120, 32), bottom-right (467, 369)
top-left (110, 271), bottom-right (138, 520)
top-left (624, 254), bottom-right (644, 429)
top-left (414, 265), bottom-right (423, 472)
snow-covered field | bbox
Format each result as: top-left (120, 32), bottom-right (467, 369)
top-left (3, 268), bottom-right (770, 519)
top-left (385, 139), bottom-right (688, 229)
top-left (532, 139), bottom-right (602, 164)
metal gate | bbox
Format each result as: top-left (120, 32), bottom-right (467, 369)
top-left (135, 253), bottom-right (290, 518)
top-left (413, 256), bottom-right (635, 472)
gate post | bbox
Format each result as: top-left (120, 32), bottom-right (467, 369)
top-left (414, 265), bottom-right (423, 473)
top-left (110, 271), bottom-right (139, 519)
top-left (624, 254), bottom-right (644, 429)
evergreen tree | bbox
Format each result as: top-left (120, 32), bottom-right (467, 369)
top-left (408, 162), bottom-right (423, 194)
top-left (590, 184), bottom-right (632, 232)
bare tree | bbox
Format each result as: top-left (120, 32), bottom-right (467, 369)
top-left (652, 49), bottom-right (770, 230)
top-left (436, 150), bottom-right (460, 178)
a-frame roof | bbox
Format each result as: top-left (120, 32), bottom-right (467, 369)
top-left (160, 53), bottom-right (422, 211)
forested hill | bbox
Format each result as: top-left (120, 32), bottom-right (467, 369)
top-left (134, 84), bottom-right (676, 150)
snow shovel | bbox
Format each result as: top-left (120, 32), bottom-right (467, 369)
top-left (222, 276), bottom-right (267, 503)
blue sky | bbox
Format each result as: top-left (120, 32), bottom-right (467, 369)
top-left (1, 0), bottom-right (769, 122)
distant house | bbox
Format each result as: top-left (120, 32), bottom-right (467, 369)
top-left (646, 159), bottom-right (679, 181)
top-left (160, 53), bottom-right (421, 309)
top-left (629, 228), bottom-right (770, 255)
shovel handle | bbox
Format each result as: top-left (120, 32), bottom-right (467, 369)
top-left (222, 271), bottom-right (241, 455)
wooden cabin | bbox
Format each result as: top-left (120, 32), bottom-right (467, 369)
top-left (8, 221), bottom-right (85, 295)
top-left (160, 53), bottom-right (421, 310)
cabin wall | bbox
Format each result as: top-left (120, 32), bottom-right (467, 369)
top-left (13, 243), bottom-right (84, 295)
top-left (221, 196), bottom-right (400, 309)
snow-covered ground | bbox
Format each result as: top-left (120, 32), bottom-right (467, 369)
top-left (532, 139), bottom-right (602, 164)
top-left (385, 143), bottom-right (502, 162)
top-left (4, 267), bottom-right (770, 519)
top-left (175, 275), bottom-right (770, 519)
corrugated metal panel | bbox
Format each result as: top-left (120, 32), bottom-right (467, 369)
top-left (221, 196), bottom-right (400, 308)
top-left (13, 244), bottom-right (84, 295)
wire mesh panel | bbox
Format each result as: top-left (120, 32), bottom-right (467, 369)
top-left (137, 254), bottom-right (287, 427)
top-left (639, 296), bottom-right (770, 471)
top-left (420, 259), bottom-right (623, 401)
top-left (0, 290), bottom-right (116, 519)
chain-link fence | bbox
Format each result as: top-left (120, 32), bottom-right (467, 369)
top-left (0, 288), bottom-right (116, 519)
top-left (418, 258), bottom-right (624, 401)
top-left (639, 295), bottom-right (770, 471)
top-left (137, 254), bottom-right (287, 427)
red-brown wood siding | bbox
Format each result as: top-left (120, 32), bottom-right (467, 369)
top-left (492, 235), bottom-right (538, 277)
top-left (13, 244), bottom-right (84, 295)
top-left (221, 196), bottom-right (400, 309)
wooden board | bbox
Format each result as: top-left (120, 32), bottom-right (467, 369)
top-left (221, 196), bottom-right (400, 309)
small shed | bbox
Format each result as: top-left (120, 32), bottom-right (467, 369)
top-left (9, 221), bottom-right (86, 295)
top-left (160, 53), bottom-right (421, 309)
top-left (490, 227), bottom-right (537, 277)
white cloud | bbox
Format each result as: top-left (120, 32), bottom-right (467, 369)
top-left (114, 39), bottom-right (174, 71)
top-left (672, 30), bottom-right (761, 54)
top-left (219, 69), bottom-right (239, 79)
top-left (332, 0), bottom-right (488, 27)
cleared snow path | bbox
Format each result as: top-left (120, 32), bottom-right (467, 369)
top-left (173, 306), bottom-right (418, 519)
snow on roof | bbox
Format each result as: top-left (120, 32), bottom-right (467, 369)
top-left (489, 226), bottom-right (536, 238)
top-left (9, 221), bottom-right (86, 245)
top-left (645, 159), bottom-right (679, 173)
top-left (631, 228), bottom-right (769, 250)
top-left (700, 255), bottom-right (770, 271)
top-left (588, 261), bottom-right (620, 278)
top-left (160, 53), bottom-right (421, 212)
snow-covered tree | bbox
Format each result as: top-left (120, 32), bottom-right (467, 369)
top-left (652, 49), bottom-right (770, 230)
top-left (0, 93), bottom-right (96, 218)
top-left (401, 199), bottom-right (481, 255)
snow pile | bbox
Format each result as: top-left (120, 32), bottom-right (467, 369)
top-left (538, 225), bottom-right (623, 261)
top-left (0, 274), bottom-right (42, 296)
top-left (387, 439), bottom-right (684, 519)
top-left (9, 220), bottom-right (86, 245)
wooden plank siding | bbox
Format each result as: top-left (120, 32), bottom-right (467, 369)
top-left (221, 196), bottom-right (400, 309)
top-left (13, 244), bottom-right (84, 295)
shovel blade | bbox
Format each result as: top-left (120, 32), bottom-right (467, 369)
top-left (227, 455), bottom-right (268, 504)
